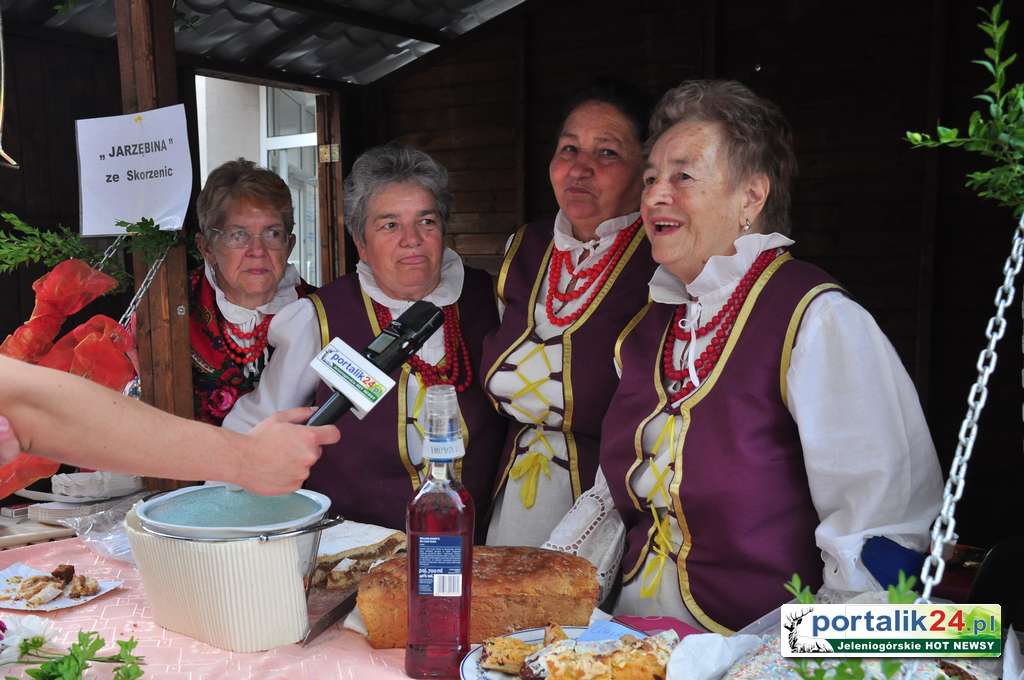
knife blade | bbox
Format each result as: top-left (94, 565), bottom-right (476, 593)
top-left (302, 588), bottom-right (358, 646)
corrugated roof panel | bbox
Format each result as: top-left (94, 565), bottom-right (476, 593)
top-left (4, 0), bottom-right (524, 84)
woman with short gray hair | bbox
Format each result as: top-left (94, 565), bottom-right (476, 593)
top-left (343, 143), bottom-right (453, 246)
top-left (224, 143), bottom-right (504, 534)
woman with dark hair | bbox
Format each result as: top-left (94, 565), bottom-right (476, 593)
top-left (224, 144), bottom-right (504, 532)
top-left (548, 80), bottom-right (942, 632)
top-left (482, 80), bottom-right (657, 556)
top-left (191, 159), bottom-right (314, 424)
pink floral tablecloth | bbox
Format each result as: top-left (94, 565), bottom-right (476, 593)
top-left (0, 538), bottom-right (407, 679)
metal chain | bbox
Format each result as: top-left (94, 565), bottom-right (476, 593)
top-left (118, 243), bottom-right (173, 327)
top-left (917, 214), bottom-right (1024, 603)
top-left (91, 234), bottom-right (128, 273)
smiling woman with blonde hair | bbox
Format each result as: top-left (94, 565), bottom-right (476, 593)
top-left (223, 144), bottom-right (504, 533)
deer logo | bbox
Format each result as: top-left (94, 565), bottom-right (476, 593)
top-left (784, 609), bottom-right (834, 654)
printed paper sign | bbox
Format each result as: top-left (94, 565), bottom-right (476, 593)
top-left (781, 603), bottom-right (1001, 657)
top-left (76, 104), bottom-right (192, 236)
top-left (310, 337), bottom-right (397, 419)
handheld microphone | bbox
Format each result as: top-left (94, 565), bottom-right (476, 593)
top-left (305, 300), bottom-right (445, 426)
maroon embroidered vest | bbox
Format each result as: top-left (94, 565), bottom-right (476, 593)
top-left (481, 219), bottom-right (656, 502)
top-left (305, 267), bottom-right (505, 536)
top-left (602, 255), bottom-right (842, 632)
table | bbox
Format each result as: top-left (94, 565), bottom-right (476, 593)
top-left (0, 539), bottom-right (408, 679)
top-left (0, 516), bottom-right (74, 549)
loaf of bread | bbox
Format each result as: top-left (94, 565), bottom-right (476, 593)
top-left (357, 546), bottom-right (598, 648)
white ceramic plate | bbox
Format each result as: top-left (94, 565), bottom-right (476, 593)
top-left (13, 489), bottom-right (126, 504)
top-left (459, 625), bottom-right (587, 679)
top-left (0, 562), bottom-right (121, 611)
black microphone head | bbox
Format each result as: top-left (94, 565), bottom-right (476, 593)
top-left (393, 301), bottom-right (445, 344)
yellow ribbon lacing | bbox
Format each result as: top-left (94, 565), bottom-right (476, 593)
top-left (504, 342), bottom-right (563, 509)
top-left (639, 414), bottom-right (680, 598)
top-left (647, 415), bottom-right (678, 505)
top-left (640, 504), bottom-right (675, 598)
top-left (508, 426), bottom-right (556, 508)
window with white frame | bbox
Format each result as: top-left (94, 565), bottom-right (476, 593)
top-left (260, 86), bottom-right (321, 286)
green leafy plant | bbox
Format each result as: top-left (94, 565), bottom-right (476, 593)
top-left (907, 1), bottom-right (1024, 216)
top-left (0, 211), bottom-right (183, 291)
top-left (0, 212), bottom-right (135, 290)
top-left (0, 618), bottom-right (143, 680)
top-left (784, 573), bottom-right (817, 605)
top-left (886, 570), bottom-right (919, 605)
top-left (114, 217), bottom-right (180, 266)
top-left (0, 212), bottom-right (105, 275)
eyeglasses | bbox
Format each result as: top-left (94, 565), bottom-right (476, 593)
top-left (210, 226), bottom-right (291, 250)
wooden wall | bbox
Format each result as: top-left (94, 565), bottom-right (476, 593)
top-left (354, 0), bottom-right (1023, 548)
top-left (0, 28), bottom-right (131, 341)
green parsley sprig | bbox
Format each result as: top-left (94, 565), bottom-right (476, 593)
top-left (4, 631), bottom-right (143, 680)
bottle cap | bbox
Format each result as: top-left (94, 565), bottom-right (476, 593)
top-left (423, 385), bottom-right (464, 460)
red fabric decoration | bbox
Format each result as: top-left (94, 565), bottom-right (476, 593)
top-left (0, 259), bottom-right (132, 497)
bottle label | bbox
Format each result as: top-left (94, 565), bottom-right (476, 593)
top-left (423, 438), bottom-right (465, 461)
top-left (416, 535), bottom-right (463, 597)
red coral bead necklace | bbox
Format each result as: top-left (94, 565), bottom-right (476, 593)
top-left (662, 248), bottom-right (783, 406)
top-left (373, 302), bottom-right (473, 392)
top-left (221, 315), bottom-right (273, 366)
top-left (545, 217), bottom-right (641, 327)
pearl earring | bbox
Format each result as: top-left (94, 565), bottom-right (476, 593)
top-left (742, 218), bottom-right (752, 232)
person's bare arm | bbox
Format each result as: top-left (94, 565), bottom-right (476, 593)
top-left (0, 356), bottom-right (340, 495)
top-left (0, 416), bottom-right (20, 466)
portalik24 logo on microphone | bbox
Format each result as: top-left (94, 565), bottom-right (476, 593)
top-left (320, 348), bottom-right (386, 401)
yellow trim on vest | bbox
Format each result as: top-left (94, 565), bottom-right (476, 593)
top-left (496, 224), bottom-right (528, 305)
top-left (493, 423), bottom-right (528, 499)
top-left (671, 252), bottom-right (791, 635)
top-left (622, 513), bottom-right (659, 582)
top-left (486, 241), bottom-right (554, 496)
top-left (624, 320), bottom-right (671, 513)
top-left (396, 366), bottom-right (421, 492)
top-left (625, 252), bottom-right (794, 635)
top-left (307, 293), bottom-right (330, 349)
top-left (562, 225), bottom-right (646, 499)
top-left (780, 283), bottom-right (844, 409)
top-left (361, 290), bottom-right (423, 491)
top-left (615, 301), bottom-right (653, 375)
top-left (639, 505), bottom-right (676, 598)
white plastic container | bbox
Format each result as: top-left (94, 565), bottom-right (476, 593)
top-left (125, 485), bottom-right (337, 652)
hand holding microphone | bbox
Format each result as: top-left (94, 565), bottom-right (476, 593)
top-left (305, 301), bottom-right (445, 426)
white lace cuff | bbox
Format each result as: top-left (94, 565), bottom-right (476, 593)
top-left (541, 470), bottom-right (625, 602)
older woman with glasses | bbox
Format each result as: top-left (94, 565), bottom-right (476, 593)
top-left (224, 144), bottom-right (505, 533)
top-left (190, 159), bottom-right (314, 425)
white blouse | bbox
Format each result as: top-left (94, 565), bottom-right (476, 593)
top-left (204, 261), bottom-right (302, 378)
top-left (486, 211), bottom-right (641, 548)
top-left (543, 233), bottom-right (943, 626)
top-left (223, 248), bottom-right (465, 470)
